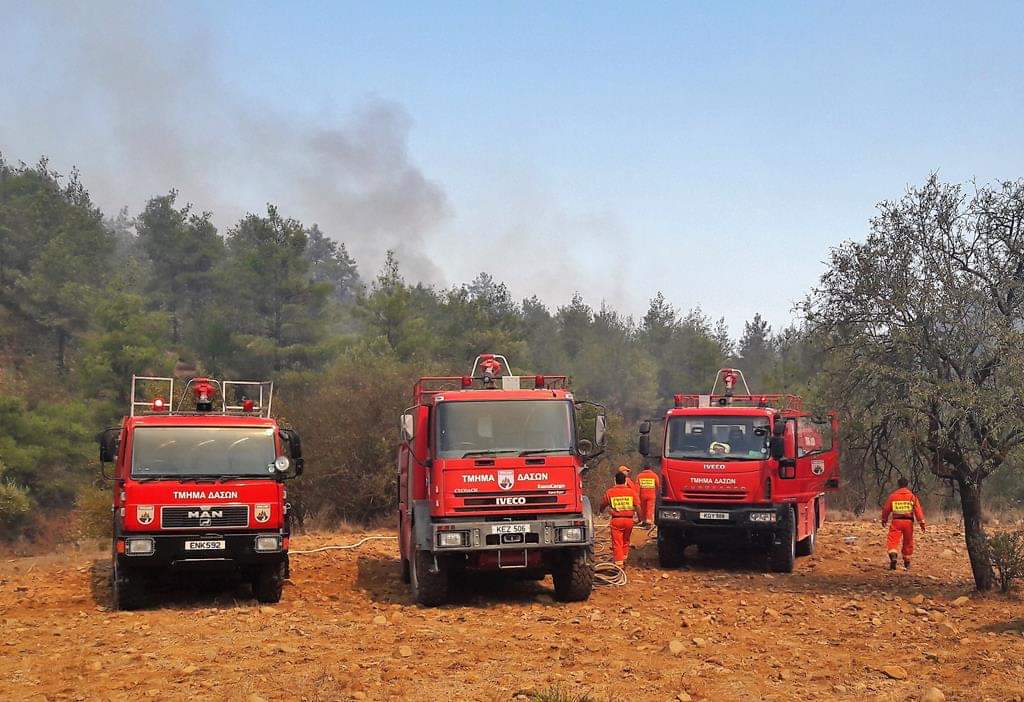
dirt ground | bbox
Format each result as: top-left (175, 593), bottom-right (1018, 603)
top-left (2, 521), bottom-right (1023, 702)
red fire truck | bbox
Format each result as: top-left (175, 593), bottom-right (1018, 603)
top-left (397, 354), bottom-right (607, 605)
top-left (98, 376), bottom-right (303, 609)
top-left (641, 368), bottom-right (839, 572)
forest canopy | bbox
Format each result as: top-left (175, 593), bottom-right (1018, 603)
top-left (2, 155), bottom-right (1023, 588)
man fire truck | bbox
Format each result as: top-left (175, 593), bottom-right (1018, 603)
top-left (97, 376), bottom-right (303, 609)
top-left (640, 368), bottom-right (839, 572)
top-left (397, 354), bottom-right (607, 605)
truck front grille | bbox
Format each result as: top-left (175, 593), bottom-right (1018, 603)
top-left (682, 490), bottom-right (747, 501)
top-left (454, 494), bottom-right (563, 512)
top-left (160, 505), bottom-right (249, 529)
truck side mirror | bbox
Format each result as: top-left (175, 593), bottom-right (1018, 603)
top-left (639, 420), bottom-right (651, 435)
top-left (595, 414), bottom-right (607, 447)
top-left (769, 436), bottom-right (785, 460)
top-left (279, 429), bottom-right (304, 477)
top-left (97, 428), bottom-right (119, 480)
top-left (779, 458), bottom-right (797, 479)
top-left (401, 413), bottom-right (415, 442)
top-left (577, 439), bottom-right (594, 458)
top-left (639, 434), bottom-right (651, 457)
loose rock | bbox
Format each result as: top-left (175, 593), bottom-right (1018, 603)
top-left (881, 665), bottom-right (908, 680)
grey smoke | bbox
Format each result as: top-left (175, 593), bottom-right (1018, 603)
top-left (1, 2), bottom-right (449, 283)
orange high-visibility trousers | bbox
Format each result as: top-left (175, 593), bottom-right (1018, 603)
top-left (610, 517), bottom-right (634, 563)
top-left (886, 519), bottom-right (915, 558)
top-left (640, 494), bottom-right (656, 523)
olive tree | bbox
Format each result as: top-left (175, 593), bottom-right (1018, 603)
top-left (808, 175), bottom-right (1024, 591)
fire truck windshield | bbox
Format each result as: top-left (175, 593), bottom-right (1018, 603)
top-left (436, 400), bottom-right (574, 459)
top-left (131, 427), bottom-right (277, 478)
top-left (665, 415), bottom-right (770, 461)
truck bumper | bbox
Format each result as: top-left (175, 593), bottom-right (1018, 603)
top-left (420, 515), bottom-right (593, 553)
top-left (116, 532), bottom-right (288, 571)
top-left (655, 501), bottom-right (786, 544)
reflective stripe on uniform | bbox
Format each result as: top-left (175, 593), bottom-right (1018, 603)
top-left (892, 500), bottom-right (914, 514)
top-left (610, 495), bottom-right (634, 511)
top-left (638, 478), bottom-right (656, 489)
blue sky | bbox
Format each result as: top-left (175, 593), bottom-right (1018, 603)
top-left (3, 2), bottom-right (1022, 334)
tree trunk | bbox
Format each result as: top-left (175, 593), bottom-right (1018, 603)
top-left (957, 475), bottom-right (994, 591)
top-left (56, 328), bottom-right (67, 373)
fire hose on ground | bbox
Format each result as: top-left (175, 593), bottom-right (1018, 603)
top-left (288, 525), bottom-right (654, 588)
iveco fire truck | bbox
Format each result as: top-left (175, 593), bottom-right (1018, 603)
top-left (640, 368), bottom-right (839, 572)
top-left (397, 354), bottom-right (607, 605)
top-left (98, 376), bottom-right (303, 609)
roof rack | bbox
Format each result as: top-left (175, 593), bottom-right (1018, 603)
top-left (129, 375), bottom-right (274, 418)
top-left (670, 368), bottom-right (804, 412)
top-left (412, 354), bottom-right (568, 405)
top-left (671, 393), bottom-right (803, 412)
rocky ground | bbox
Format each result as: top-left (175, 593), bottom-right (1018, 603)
top-left (2, 521), bottom-right (1023, 702)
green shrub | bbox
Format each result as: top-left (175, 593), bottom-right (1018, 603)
top-left (0, 480), bottom-right (33, 537)
top-left (986, 529), bottom-right (1024, 593)
top-left (528, 686), bottom-right (594, 702)
top-left (73, 486), bottom-right (112, 540)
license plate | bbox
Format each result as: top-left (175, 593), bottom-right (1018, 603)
top-left (699, 512), bottom-right (730, 521)
top-left (491, 524), bottom-right (530, 534)
top-left (184, 539), bottom-right (225, 551)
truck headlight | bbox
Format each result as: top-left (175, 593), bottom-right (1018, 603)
top-left (660, 510), bottom-right (682, 520)
top-left (556, 527), bottom-right (584, 543)
top-left (437, 531), bottom-right (467, 548)
top-left (749, 512), bottom-right (777, 523)
top-left (125, 537), bottom-right (155, 555)
top-left (255, 535), bottom-right (282, 552)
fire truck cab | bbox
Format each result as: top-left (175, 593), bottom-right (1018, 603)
top-left (398, 354), bottom-right (607, 605)
top-left (641, 368), bottom-right (839, 573)
top-left (98, 376), bottom-right (303, 609)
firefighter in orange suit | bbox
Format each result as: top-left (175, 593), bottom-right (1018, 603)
top-left (635, 465), bottom-right (661, 527)
top-left (881, 477), bottom-right (926, 570)
top-left (617, 465), bottom-right (640, 501)
top-left (600, 472), bottom-right (641, 568)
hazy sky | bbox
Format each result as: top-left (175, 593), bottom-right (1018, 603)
top-left (3, 2), bottom-right (1022, 334)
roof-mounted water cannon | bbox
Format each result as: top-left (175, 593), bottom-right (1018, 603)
top-left (193, 377), bottom-right (216, 412)
top-left (711, 368), bottom-right (752, 406)
top-left (470, 353), bottom-right (511, 389)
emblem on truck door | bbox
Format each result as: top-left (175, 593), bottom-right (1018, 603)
top-left (136, 505), bottom-right (154, 525)
top-left (497, 470), bottom-right (515, 491)
top-left (254, 504), bottom-right (271, 522)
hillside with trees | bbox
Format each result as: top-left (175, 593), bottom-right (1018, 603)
top-left (2, 154), bottom-right (1023, 588)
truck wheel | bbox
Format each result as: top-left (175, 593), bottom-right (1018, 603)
top-left (657, 527), bottom-right (686, 568)
top-left (769, 508), bottom-right (796, 573)
top-left (254, 562), bottom-right (285, 603)
top-left (552, 547), bottom-right (593, 602)
top-left (112, 558), bottom-right (145, 611)
top-left (410, 550), bottom-right (449, 606)
top-left (796, 518), bottom-right (816, 556)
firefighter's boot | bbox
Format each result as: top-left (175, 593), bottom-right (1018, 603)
top-left (903, 558), bottom-right (911, 570)
top-left (889, 553), bottom-right (898, 570)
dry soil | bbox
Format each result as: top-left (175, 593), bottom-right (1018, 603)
top-left (2, 521), bottom-right (1023, 702)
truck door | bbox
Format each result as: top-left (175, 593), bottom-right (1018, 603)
top-left (794, 416), bottom-right (838, 494)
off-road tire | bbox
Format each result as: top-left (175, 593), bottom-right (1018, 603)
top-left (254, 562), bottom-right (285, 603)
top-left (552, 547), bottom-right (593, 602)
top-left (769, 507), bottom-right (797, 573)
top-left (657, 527), bottom-right (686, 568)
top-left (112, 558), bottom-right (145, 611)
top-left (796, 517), bottom-right (816, 557)
top-left (411, 550), bottom-right (449, 606)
